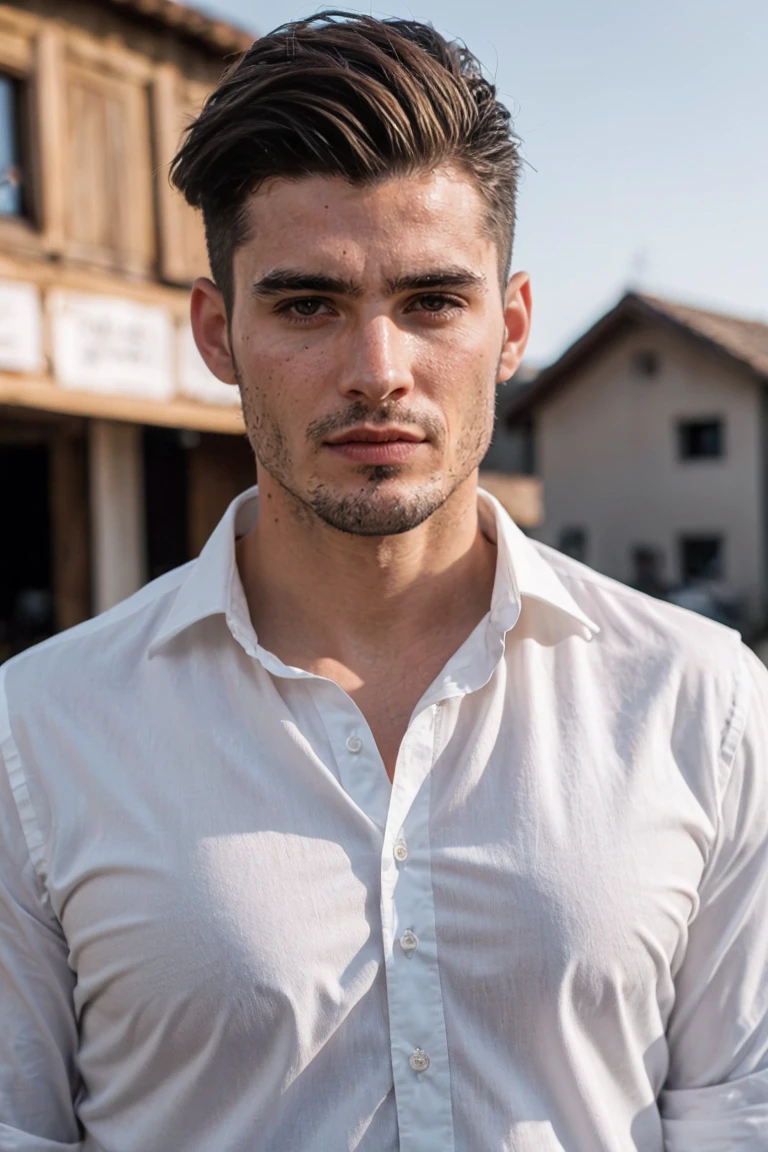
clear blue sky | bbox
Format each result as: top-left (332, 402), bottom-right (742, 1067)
top-left (196, 0), bottom-right (768, 365)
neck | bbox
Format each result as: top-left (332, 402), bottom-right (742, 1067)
top-left (237, 469), bottom-right (496, 668)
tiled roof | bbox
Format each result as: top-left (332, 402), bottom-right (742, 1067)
top-left (104, 0), bottom-right (255, 55)
top-left (637, 293), bottom-right (768, 379)
top-left (506, 291), bottom-right (768, 424)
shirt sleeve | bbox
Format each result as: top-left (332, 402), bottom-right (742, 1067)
top-left (0, 689), bottom-right (83, 1150)
top-left (660, 643), bottom-right (768, 1150)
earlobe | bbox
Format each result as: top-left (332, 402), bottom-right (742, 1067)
top-left (190, 277), bottom-right (238, 386)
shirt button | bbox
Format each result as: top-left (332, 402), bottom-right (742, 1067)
top-left (393, 839), bottom-right (408, 862)
top-left (346, 735), bottom-right (363, 754)
top-left (409, 1048), bottom-right (430, 1073)
top-left (400, 929), bottom-right (418, 955)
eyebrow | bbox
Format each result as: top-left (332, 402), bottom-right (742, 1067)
top-left (385, 268), bottom-right (486, 294)
top-left (250, 265), bottom-right (486, 300)
top-left (251, 270), bottom-right (362, 299)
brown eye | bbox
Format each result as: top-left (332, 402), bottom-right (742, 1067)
top-left (291, 299), bottom-right (324, 316)
top-left (418, 295), bottom-right (449, 311)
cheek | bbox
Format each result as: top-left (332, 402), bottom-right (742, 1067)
top-left (421, 341), bottom-right (496, 421)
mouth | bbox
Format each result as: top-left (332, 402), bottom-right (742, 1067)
top-left (324, 425), bottom-right (427, 465)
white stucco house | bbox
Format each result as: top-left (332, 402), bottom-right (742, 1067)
top-left (507, 291), bottom-right (768, 636)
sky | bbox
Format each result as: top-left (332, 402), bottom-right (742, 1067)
top-left (196, 0), bottom-right (768, 365)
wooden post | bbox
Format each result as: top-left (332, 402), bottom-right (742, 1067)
top-left (89, 420), bottom-right (146, 614)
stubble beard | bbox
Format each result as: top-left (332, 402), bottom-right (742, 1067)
top-left (236, 366), bottom-right (496, 538)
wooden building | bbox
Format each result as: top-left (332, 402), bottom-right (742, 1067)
top-left (0, 0), bottom-right (256, 661)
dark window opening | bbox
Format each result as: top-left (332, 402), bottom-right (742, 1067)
top-left (631, 350), bottom-right (660, 378)
top-left (143, 427), bottom-right (192, 582)
top-left (0, 444), bottom-right (53, 662)
top-left (680, 536), bottom-right (723, 583)
top-left (677, 419), bottom-right (724, 460)
top-left (0, 73), bottom-right (29, 219)
top-left (631, 544), bottom-right (666, 598)
top-left (558, 526), bottom-right (588, 563)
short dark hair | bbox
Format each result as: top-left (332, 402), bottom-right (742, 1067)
top-left (171, 10), bottom-right (521, 311)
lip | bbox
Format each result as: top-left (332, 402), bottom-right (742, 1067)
top-left (325, 426), bottom-right (426, 445)
top-left (324, 425), bottom-right (427, 464)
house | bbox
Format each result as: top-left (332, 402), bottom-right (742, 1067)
top-left (506, 291), bottom-right (768, 633)
top-left (478, 365), bottom-right (542, 529)
top-left (0, 0), bottom-right (256, 662)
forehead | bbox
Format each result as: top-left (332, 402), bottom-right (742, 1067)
top-left (240, 166), bottom-right (495, 280)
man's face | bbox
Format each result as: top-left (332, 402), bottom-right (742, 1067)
top-left (194, 166), bottom-right (530, 536)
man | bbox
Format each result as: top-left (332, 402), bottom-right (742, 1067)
top-left (1, 13), bottom-right (766, 1151)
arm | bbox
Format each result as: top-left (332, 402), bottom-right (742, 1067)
top-left (660, 644), bottom-right (768, 1150)
top-left (0, 701), bottom-right (83, 1150)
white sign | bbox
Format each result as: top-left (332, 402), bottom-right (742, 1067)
top-left (50, 292), bottom-right (175, 401)
top-left (177, 323), bottom-right (240, 407)
top-left (0, 280), bottom-right (43, 373)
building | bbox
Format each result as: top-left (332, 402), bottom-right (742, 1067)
top-left (0, 0), bottom-right (256, 662)
top-left (507, 291), bottom-right (768, 632)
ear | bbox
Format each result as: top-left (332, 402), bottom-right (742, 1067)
top-left (497, 271), bottom-right (532, 383)
top-left (190, 277), bottom-right (238, 386)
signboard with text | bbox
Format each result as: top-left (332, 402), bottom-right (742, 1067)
top-left (0, 280), bottom-right (43, 373)
top-left (50, 292), bottom-right (175, 400)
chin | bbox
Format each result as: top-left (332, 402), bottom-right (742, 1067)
top-left (307, 475), bottom-right (448, 537)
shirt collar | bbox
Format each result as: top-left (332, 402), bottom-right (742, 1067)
top-left (149, 484), bottom-right (599, 655)
top-left (478, 489), bottom-right (600, 638)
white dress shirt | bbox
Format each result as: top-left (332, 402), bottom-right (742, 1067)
top-left (1, 486), bottom-right (767, 1152)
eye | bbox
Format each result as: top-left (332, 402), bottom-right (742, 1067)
top-left (277, 298), bottom-right (334, 320)
top-left (408, 293), bottom-right (464, 317)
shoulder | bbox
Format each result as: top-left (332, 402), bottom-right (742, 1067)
top-left (534, 540), bottom-right (743, 672)
top-left (0, 561), bottom-right (194, 712)
top-left (534, 542), bottom-right (751, 765)
top-left (531, 545), bottom-right (767, 819)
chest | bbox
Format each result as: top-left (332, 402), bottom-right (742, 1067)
top-left (51, 692), bottom-right (707, 1044)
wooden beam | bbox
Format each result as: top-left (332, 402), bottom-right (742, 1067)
top-left (34, 27), bottom-right (66, 255)
top-left (0, 375), bottom-right (245, 434)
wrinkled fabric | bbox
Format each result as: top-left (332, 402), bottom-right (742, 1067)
top-left (1, 486), bottom-right (767, 1151)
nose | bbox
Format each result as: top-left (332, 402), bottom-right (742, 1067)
top-left (337, 314), bottom-right (414, 404)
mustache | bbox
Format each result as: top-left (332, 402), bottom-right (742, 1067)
top-left (307, 401), bottom-right (442, 443)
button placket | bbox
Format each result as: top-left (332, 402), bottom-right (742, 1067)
top-left (380, 705), bottom-right (454, 1151)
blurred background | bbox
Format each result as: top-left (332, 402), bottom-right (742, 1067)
top-left (1, 0), bottom-right (766, 663)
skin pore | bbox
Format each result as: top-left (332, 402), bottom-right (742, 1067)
top-left (191, 166), bottom-right (531, 780)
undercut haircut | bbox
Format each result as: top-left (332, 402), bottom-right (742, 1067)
top-left (170, 10), bottom-right (521, 312)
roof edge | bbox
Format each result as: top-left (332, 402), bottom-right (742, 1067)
top-left (506, 291), bottom-right (768, 426)
top-left (103, 0), bottom-right (255, 56)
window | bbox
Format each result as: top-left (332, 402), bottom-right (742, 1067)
top-left (0, 73), bottom-right (25, 218)
top-left (680, 536), bottom-right (723, 583)
top-left (631, 350), bottom-right (660, 379)
top-left (558, 526), bottom-right (588, 563)
top-left (63, 60), bottom-right (155, 275)
top-left (152, 68), bottom-right (210, 285)
top-left (677, 418), bottom-right (724, 460)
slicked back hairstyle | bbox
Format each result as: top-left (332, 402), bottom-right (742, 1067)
top-left (170, 10), bottom-right (521, 312)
